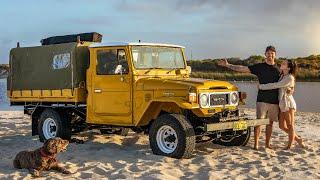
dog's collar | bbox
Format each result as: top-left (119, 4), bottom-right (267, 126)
top-left (40, 148), bottom-right (54, 158)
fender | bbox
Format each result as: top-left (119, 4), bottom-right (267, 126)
top-left (134, 97), bottom-right (199, 126)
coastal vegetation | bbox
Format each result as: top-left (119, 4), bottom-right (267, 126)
top-left (0, 64), bottom-right (9, 79)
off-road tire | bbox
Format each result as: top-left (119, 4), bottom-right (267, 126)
top-left (38, 109), bottom-right (71, 142)
top-left (213, 128), bottom-right (251, 146)
top-left (149, 114), bottom-right (195, 159)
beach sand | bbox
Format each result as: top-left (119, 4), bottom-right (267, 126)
top-left (0, 109), bottom-right (319, 179)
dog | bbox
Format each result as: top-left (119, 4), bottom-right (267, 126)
top-left (13, 137), bottom-right (71, 177)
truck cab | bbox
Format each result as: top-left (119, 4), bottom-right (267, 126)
top-left (86, 42), bottom-right (191, 126)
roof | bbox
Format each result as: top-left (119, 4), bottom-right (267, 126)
top-left (89, 42), bottom-right (185, 48)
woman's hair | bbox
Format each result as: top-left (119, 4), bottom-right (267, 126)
top-left (287, 60), bottom-right (297, 77)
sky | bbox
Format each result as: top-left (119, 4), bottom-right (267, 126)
top-left (1, 0), bottom-right (320, 63)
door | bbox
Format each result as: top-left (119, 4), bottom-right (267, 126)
top-left (92, 47), bottom-right (132, 125)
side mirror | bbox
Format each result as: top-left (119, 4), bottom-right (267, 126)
top-left (186, 66), bottom-right (192, 74)
top-left (114, 64), bottom-right (123, 75)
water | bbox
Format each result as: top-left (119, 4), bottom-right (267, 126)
top-left (0, 79), bottom-right (319, 112)
top-left (233, 81), bottom-right (320, 112)
top-left (0, 79), bottom-right (22, 111)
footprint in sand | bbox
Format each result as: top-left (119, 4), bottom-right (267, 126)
top-left (277, 150), bottom-right (296, 156)
top-left (79, 172), bottom-right (92, 179)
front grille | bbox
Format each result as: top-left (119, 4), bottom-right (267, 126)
top-left (209, 94), bottom-right (229, 106)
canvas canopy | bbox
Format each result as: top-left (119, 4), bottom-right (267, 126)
top-left (7, 42), bottom-right (89, 90)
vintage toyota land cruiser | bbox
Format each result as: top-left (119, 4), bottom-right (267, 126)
top-left (8, 33), bottom-right (269, 158)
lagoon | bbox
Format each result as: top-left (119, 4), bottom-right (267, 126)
top-left (1, 79), bottom-right (319, 112)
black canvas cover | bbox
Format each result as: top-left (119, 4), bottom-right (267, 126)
top-left (41, 32), bottom-right (102, 45)
top-left (7, 42), bottom-right (89, 90)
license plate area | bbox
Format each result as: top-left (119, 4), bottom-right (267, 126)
top-left (233, 120), bottom-right (248, 131)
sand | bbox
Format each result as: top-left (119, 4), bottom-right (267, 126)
top-left (0, 109), bottom-right (319, 179)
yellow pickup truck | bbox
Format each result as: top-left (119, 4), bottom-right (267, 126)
top-left (7, 33), bottom-right (269, 158)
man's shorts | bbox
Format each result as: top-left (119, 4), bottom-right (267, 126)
top-left (256, 102), bottom-right (279, 122)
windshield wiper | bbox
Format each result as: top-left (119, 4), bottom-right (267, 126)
top-left (166, 68), bottom-right (177, 74)
top-left (144, 67), bottom-right (162, 74)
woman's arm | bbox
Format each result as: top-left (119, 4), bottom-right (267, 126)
top-left (259, 75), bottom-right (294, 90)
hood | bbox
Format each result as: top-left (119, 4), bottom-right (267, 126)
top-left (136, 77), bottom-right (237, 91)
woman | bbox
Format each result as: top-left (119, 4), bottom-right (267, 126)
top-left (258, 60), bottom-right (304, 149)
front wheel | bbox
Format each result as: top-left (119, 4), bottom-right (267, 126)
top-left (149, 114), bottom-right (195, 159)
top-left (38, 109), bottom-right (71, 142)
top-left (213, 128), bottom-right (251, 146)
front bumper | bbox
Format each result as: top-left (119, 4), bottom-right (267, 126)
top-left (204, 118), bottom-right (270, 132)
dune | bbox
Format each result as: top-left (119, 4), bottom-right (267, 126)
top-left (0, 109), bottom-right (319, 179)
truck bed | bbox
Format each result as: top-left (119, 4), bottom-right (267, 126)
top-left (7, 42), bottom-right (90, 104)
top-left (8, 88), bottom-right (86, 103)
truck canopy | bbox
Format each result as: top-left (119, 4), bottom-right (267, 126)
top-left (8, 42), bottom-right (90, 91)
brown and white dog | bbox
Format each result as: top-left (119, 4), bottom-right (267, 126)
top-left (13, 137), bottom-right (71, 177)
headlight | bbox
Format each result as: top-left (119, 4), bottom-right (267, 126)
top-left (200, 94), bottom-right (209, 107)
top-left (230, 92), bottom-right (239, 104)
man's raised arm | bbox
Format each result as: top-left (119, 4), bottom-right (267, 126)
top-left (217, 59), bottom-right (251, 73)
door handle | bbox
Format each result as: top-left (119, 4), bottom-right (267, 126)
top-left (94, 89), bottom-right (102, 93)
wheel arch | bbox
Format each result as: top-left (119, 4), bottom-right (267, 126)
top-left (136, 101), bottom-right (185, 127)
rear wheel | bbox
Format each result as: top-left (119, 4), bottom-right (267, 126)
top-left (149, 114), bottom-right (195, 159)
top-left (38, 109), bottom-right (71, 142)
top-left (213, 128), bottom-right (251, 146)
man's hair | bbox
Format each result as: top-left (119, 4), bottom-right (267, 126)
top-left (265, 46), bottom-right (276, 53)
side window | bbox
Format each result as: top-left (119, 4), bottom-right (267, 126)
top-left (118, 49), bottom-right (129, 74)
top-left (96, 49), bottom-right (129, 75)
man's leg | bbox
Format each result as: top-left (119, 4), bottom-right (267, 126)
top-left (265, 121), bottom-right (274, 149)
top-left (254, 125), bottom-right (261, 150)
top-left (255, 102), bottom-right (267, 150)
top-left (265, 104), bottom-right (279, 149)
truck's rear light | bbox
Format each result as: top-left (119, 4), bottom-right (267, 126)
top-left (188, 93), bottom-right (197, 103)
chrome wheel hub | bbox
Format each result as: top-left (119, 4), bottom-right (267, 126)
top-left (42, 118), bottom-right (57, 139)
top-left (156, 125), bottom-right (178, 154)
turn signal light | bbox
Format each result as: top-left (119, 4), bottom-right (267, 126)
top-left (188, 93), bottom-right (197, 103)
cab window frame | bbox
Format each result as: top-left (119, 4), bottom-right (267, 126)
top-left (96, 48), bottom-right (129, 75)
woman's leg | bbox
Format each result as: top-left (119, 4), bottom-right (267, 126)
top-left (279, 112), bottom-right (288, 132)
top-left (284, 110), bottom-right (294, 149)
top-left (289, 108), bottom-right (304, 147)
top-left (285, 110), bottom-right (295, 149)
top-left (280, 110), bottom-right (302, 145)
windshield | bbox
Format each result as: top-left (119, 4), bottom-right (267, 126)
top-left (132, 46), bottom-right (185, 69)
